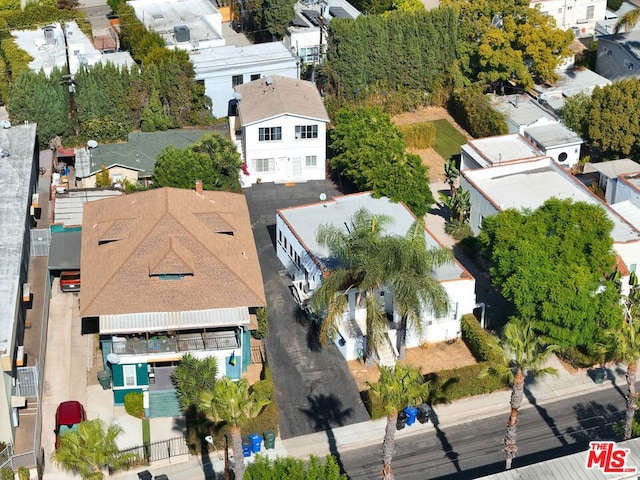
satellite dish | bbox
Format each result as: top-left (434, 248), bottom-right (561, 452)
top-left (319, 193), bottom-right (327, 201)
top-left (0, 120), bottom-right (11, 129)
top-left (204, 435), bottom-right (213, 445)
top-left (87, 139), bottom-right (98, 149)
top-left (106, 353), bottom-right (120, 365)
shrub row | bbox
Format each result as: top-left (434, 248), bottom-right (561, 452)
top-left (460, 314), bottom-right (500, 363)
top-left (124, 392), bottom-right (145, 419)
top-left (397, 122), bottom-right (436, 149)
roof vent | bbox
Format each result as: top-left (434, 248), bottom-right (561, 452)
top-left (43, 26), bottom-right (55, 45)
top-left (265, 76), bottom-right (273, 86)
top-left (0, 120), bottom-right (11, 129)
top-left (0, 149), bottom-right (9, 158)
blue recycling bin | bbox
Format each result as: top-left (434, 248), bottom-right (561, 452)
top-left (249, 433), bottom-right (263, 453)
top-left (241, 436), bottom-right (252, 457)
top-left (404, 406), bottom-right (419, 426)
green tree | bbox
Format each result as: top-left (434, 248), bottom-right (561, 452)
top-left (329, 106), bottom-right (434, 216)
top-left (172, 354), bottom-right (218, 416)
top-left (261, 0), bottom-right (295, 40)
top-left (368, 364), bottom-right (430, 479)
top-left (95, 165), bottom-right (112, 187)
top-left (448, 85), bottom-right (508, 138)
top-left (153, 133), bottom-right (242, 192)
top-left (50, 419), bottom-right (137, 479)
top-left (311, 208), bottom-right (451, 360)
top-left (199, 378), bottom-right (270, 480)
top-left (615, 6), bottom-right (640, 33)
top-left (245, 455), bottom-right (346, 479)
top-left (480, 319), bottom-right (558, 469)
top-left (444, 158), bottom-right (459, 197)
top-left (559, 92), bottom-right (591, 138)
top-left (479, 198), bottom-right (623, 349)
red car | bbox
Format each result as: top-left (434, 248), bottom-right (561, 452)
top-left (54, 401), bottom-right (86, 449)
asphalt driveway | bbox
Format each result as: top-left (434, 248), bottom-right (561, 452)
top-left (244, 180), bottom-right (370, 440)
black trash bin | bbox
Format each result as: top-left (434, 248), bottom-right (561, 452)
top-left (396, 410), bottom-right (408, 430)
top-left (97, 370), bottom-right (112, 390)
top-left (417, 403), bottom-right (431, 424)
top-left (264, 430), bottom-right (276, 449)
top-left (241, 436), bottom-right (252, 457)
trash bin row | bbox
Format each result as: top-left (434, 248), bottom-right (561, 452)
top-left (241, 430), bottom-right (276, 457)
top-left (396, 404), bottom-right (431, 430)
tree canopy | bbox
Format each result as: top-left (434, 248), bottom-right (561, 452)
top-left (329, 106), bottom-right (434, 216)
top-left (245, 455), bottom-right (347, 480)
top-left (479, 198), bottom-right (623, 349)
top-left (153, 133), bottom-right (242, 192)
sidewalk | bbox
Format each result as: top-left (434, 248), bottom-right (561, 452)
top-left (112, 355), bottom-right (630, 479)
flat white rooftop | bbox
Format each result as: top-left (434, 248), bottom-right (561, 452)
top-left (491, 94), bottom-right (557, 129)
top-left (463, 134), bottom-right (543, 166)
top-left (524, 122), bottom-right (583, 148)
top-left (191, 42), bottom-right (298, 75)
top-left (585, 159), bottom-right (640, 178)
top-left (0, 123), bottom-right (37, 357)
top-left (278, 192), bottom-right (469, 282)
top-left (464, 157), bottom-right (640, 243)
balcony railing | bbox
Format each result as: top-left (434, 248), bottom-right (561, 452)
top-left (111, 332), bottom-right (240, 356)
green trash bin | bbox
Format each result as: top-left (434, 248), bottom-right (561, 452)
top-left (264, 430), bottom-right (276, 449)
top-left (592, 368), bottom-right (606, 384)
top-left (97, 370), bottom-right (112, 390)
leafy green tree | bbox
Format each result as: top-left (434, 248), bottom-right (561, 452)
top-left (479, 199), bottom-right (623, 349)
top-left (153, 133), bottom-right (242, 192)
top-left (245, 455), bottom-right (346, 479)
top-left (199, 378), bottom-right (270, 480)
top-left (95, 165), bottom-right (112, 187)
top-left (368, 364), bottom-right (430, 479)
top-left (261, 0), bottom-right (295, 40)
top-left (559, 92), bottom-right (591, 138)
top-left (441, 0), bottom-right (574, 87)
top-left (615, 6), bottom-right (640, 33)
top-left (311, 208), bottom-right (451, 360)
top-left (480, 319), bottom-right (558, 469)
top-left (444, 158), bottom-right (459, 197)
top-left (391, 0), bottom-right (424, 13)
top-left (329, 106), bottom-right (434, 216)
top-left (172, 354), bottom-right (218, 416)
top-left (140, 87), bottom-right (169, 132)
top-left (50, 419), bottom-right (137, 479)
top-left (448, 85), bottom-right (508, 138)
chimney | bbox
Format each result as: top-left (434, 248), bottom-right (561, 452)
top-left (195, 179), bottom-right (203, 196)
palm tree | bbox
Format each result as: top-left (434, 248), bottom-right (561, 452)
top-left (444, 158), bottom-right (460, 197)
top-left (615, 8), bottom-right (640, 34)
top-left (480, 319), bottom-right (558, 470)
top-left (311, 208), bottom-right (452, 362)
top-left (367, 364), bottom-right (430, 480)
top-left (172, 353), bottom-right (218, 416)
top-left (199, 378), bottom-right (270, 480)
top-left (51, 419), bottom-right (137, 479)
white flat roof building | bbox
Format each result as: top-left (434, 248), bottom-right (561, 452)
top-left (12, 22), bottom-right (134, 76)
top-left (127, 0), bottom-right (225, 50)
top-left (461, 134), bottom-right (543, 169)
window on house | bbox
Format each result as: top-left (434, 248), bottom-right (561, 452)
top-left (123, 365), bottom-right (137, 387)
top-left (567, 5), bottom-right (572, 9)
top-left (259, 127), bottom-right (282, 141)
top-left (284, 237), bottom-right (288, 250)
top-left (253, 158), bottom-right (275, 173)
top-left (625, 60), bottom-right (634, 70)
top-left (251, 74), bottom-right (260, 81)
top-left (305, 155), bottom-right (317, 167)
top-left (586, 5), bottom-right (594, 19)
top-left (232, 75), bottom-right (243, 87)
top-left (278, 230), bottom-right (282, 244)
top-left (295, 125), bottom-right (318, 139)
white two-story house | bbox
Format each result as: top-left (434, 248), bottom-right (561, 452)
top-left (275, 193), bottom-right (476, 366)
top-left (232, 75), bottom-right (330, 186)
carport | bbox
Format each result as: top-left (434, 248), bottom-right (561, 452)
top-left (47, 230), bottom-right (81, 274)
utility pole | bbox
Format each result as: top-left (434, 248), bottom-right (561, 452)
top-left (316, 1), bottom-right (327, 93)
top-left (60, 23), bottom-right (78, 133)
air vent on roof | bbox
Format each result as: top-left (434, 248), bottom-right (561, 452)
top-left (0, 149), bottom-right (9, 158)
top-left (43, 26), bottom-right (55, 45)
top-left (1, 120), bottom-right (11, 129)
top-left (174, 25), bottom-right (190, 43)
top-left (265, 76), bottom-right (273, 86)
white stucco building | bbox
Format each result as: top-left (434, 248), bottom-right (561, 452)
top-left (232, 75), bottom-right (329, 186)
top-left (530, 0), bottom-right (607, 37)
top-left (275, 193), bottom-right (476, 366)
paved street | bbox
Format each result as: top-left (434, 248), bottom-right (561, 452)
top-left (243, 181), bottom-right (370, 439)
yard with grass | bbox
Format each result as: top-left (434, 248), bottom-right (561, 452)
top-left (431, 119), bottom-right (467, 161)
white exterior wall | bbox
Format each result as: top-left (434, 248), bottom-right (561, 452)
top-left (615, 241), bottom-right (640, 297)
top-left (242, 114), bottom-right (327, 185)
top-left (531, 0), bottom-right (607, 37)
top-left (460, 174), bottom-right (501, 234)
top-left (540, 143), bottom-right (581, 168)
top-left (285, 30), bottom-right (322, 64)
top-left (460, 145), bottom-right (488, 170)
top-left (194, 55), bottom-right (298, 118)
top-left (613, 179), bottom-right (640, 207)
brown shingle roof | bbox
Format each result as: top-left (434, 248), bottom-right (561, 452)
top-left (80, 188), bottom-right (266, 317)
top-left (235, 75), bottom-right (330, 126)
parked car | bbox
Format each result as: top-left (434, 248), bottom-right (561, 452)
top-left (60, 270), bottom-right (80, 292)
top-left (54, 400), bottom-right (86, 448)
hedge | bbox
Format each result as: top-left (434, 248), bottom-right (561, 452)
top-left (460, 314), bottom-right (501, 363)
top-left (397, 122), bottom-right (436, 149)
top-left (124, 392), bottom-right (145, 419)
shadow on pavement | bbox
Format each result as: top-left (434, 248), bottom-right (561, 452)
top-left (566, 400), bottom-right (622, 443)
top-left (523, 379), bottom-right (569, 448)
top-left (428, 407), bottom-right (462, 474)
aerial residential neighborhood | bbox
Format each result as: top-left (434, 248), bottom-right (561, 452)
top-left (2, 0), bottom-right (640, 478)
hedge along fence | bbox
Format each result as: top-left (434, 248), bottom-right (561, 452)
top-left (397, 122), bottom-right (436, 149)
top-left (364, 315), bottom-right (508, 419)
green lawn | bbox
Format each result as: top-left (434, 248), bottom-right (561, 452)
top-left (430, 119), bottom-right (467, 161)
top-left (142, 418), bottom-right (151, 444)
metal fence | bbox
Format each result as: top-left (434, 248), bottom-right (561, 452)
top-left (117, 437), bottom-right (190, 469)
top-left (29, 229), bottom-right (51, 257)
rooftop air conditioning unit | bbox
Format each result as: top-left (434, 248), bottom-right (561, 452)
top-left (174, 25), bottom-right (190, 43)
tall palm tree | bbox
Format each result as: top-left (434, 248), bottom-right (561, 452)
top-left (311, 208), bottom-right (451, 361)
top-left (480, 319), bottom-right (558, 470)
top-left (367, 364), bottom-right (430, 480)
top-left (51, 419), bottom-right (137, 479)
top-left (199, 378), bottom-right (270, 480)
top-left (172, 353), bottom-right (218, 416)
top-left (615, 7), bottom-right (640, 34)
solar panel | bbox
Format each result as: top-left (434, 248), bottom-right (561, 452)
top-left (292, 14), bottom-right (309, 27)
top-left (302, 9), bottom-right (321, 26)
top-left (329, 6), bottom-right (349, 18)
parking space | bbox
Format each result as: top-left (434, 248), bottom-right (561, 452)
top-left (243, 181), bottom-right (370, 440)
